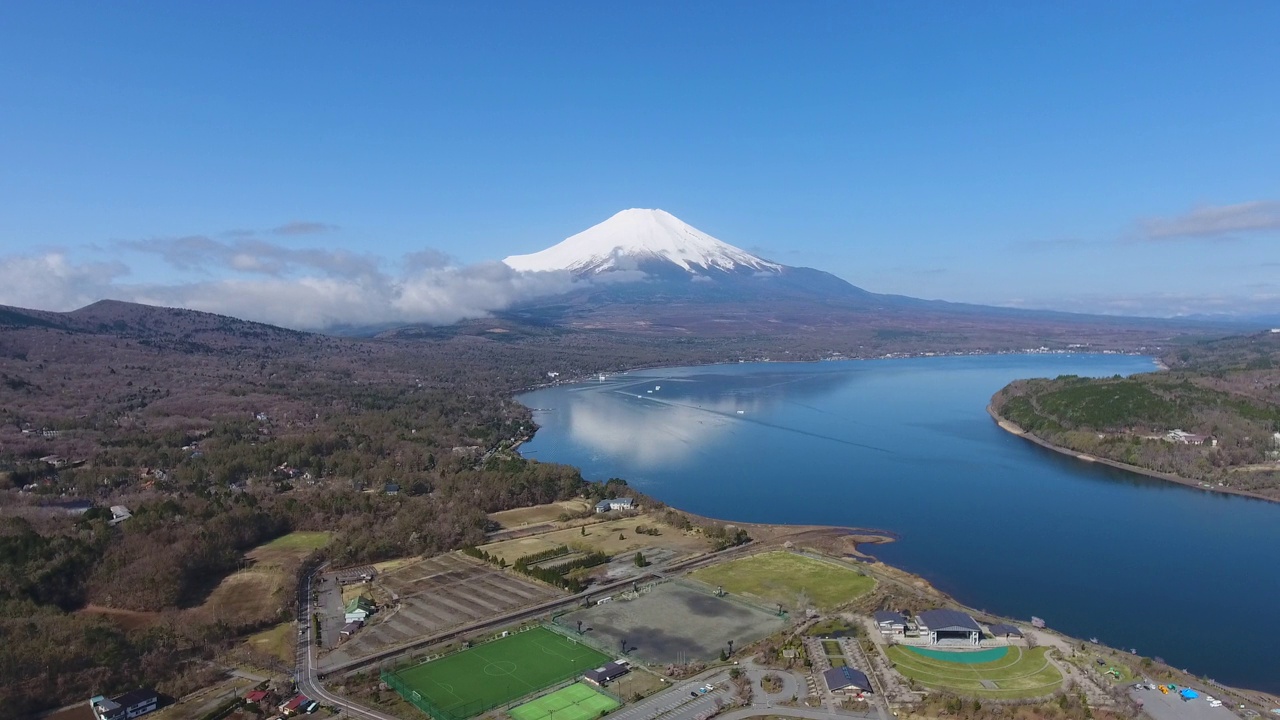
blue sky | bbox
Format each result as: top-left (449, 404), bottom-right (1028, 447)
top-left (1, 2), bottom-right (1278, 327)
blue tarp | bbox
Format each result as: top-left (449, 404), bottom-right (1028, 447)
top-left (1180, 689), bottom-right (1199, 700)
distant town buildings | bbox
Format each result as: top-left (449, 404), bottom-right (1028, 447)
top-left (1164, 429), bottom-right (1216, 446)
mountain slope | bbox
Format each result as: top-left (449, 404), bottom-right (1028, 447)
top-left (504, 208), bottom-right (783, 276)
top-left (496, 208), bottom-right (1251, 343)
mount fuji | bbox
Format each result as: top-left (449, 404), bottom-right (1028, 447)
top-left (486, 208), bottom-right (1233, 341)
top-left (505, 208), bottom-right (784, 277)
top-left (503, 208), bottom-right (866, 300)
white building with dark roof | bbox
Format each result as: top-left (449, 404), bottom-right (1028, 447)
top-left (873, 610), bottom-right (907, 636)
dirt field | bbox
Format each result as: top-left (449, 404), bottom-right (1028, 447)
top-left (77, 604), bottom-right (164, 631)
top-left (325, 552), bottom-right (565, 666)
top-left (246, 621), bottom-right (296, 664)
top-left (479, 514), bottom-right (713, 565)
top-left (488, 499), bottom-right (592, 528)
top-left (558, 581), bottom-right (787, 665)
top-left (195, 530), bottom-right (331, 626)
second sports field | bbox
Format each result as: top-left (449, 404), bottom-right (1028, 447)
top-left (389, 627), bottom-right (612, 718)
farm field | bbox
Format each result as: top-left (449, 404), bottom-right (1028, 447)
top-left (488, 500), bottom-right (592, 528)
top-left (386, 627), bottom-right (610, 719)
top-left (509, 682), bottom-right (619, 720)
top-left (687, 551), bottom-right (874, 611)
top-left (886, 645), bottom-right (1062, 699)
top-left (323, 553), bottom-right (563, 668)
top-left (478, 513), bottom-right (712, 565)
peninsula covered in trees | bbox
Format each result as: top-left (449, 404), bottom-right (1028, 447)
top-left (991, 331), bottom-right (1280, 500)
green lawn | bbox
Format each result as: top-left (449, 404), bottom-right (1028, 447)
top-left (388, 627), bottom-right (611, 719)
top-left (262, 531), bottom-right (333, 550)
top-left (688, 552), bottom-right (874, 611)
top-left (887, 645), bottom-right (1062, 699)
top-left (509, 683), bottom-right (619, 720)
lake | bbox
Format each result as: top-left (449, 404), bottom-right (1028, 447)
top-left (518, 354), bottom-right (1280, 694)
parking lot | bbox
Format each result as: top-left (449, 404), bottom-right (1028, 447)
top-left (1130, 685), bottom-right (1240, 720)
top-left (560, 581), bottom-right (787, 665)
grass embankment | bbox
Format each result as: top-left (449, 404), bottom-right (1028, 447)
top-left (688, 551), bottom-right (874, 611)
top-left (887, 645), bottom-right (1062, 699)
top-left (488, 499), bottom-right (592, 528)
top-left (479, 513), bottom-right (711, 564)
top-left (203, 531), bottom-right (332, 627)
top-left (246, 621), bottom-right (297, 664)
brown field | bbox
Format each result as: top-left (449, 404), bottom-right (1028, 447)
top-left (246, 621), bottom-right (296, 664)
top-left (321, 552), bottom-right (564, 668)
top-left (189, 531), bottom-right (329, 627)
top-left (77, 604), bottom-right (165, 631)
top-left (487, 499), bottom-right (592, 528)
top-left (478, 513), bottom-right (713, 564)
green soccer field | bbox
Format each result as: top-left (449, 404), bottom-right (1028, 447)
top-left (509, 682), bottom-right (619, 720)
top-left (390, 627), bottom-right (612, 718)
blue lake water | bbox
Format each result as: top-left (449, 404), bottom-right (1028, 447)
top-left (518, 355), bottom-right (1280, 694)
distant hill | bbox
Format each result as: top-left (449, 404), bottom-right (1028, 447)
top-left (991, 331), bottom-right (1280, 500)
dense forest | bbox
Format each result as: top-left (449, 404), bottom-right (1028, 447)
top-left (991, 331), bottom-right (1280, 499)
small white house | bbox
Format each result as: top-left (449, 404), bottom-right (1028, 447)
top-left (595, 498), bottom-right (635, 513)
top-left (873, 610), bottom-right (907, 636)
top-left (109, 506), bottom-right (132, 525)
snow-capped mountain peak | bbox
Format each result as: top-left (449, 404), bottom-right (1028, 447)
top-left (504, 208), bottom-right (783, 275)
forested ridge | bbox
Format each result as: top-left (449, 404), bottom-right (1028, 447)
top-left (0, 304), bottom-right (692, 715)
top-left (991, 331), bottom-right (1280, 499)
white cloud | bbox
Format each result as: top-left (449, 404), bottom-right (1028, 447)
top-left (1140, 200), bottom-right (1280, 241)
top-left (0, 253), bottom-right (129, 311)
top-left (0, 237), bottom-right (596, 331)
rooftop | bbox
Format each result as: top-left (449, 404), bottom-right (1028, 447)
top-left (823, 666), bottom-right (872, 692)
top-left (918, 609), bottom-right (982, 633)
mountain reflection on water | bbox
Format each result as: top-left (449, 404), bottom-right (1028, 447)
top-left (520, 355), bottom-right (1280, 694)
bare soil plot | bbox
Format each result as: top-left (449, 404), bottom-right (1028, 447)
top-left (559, 581), bottom-right (787, 665)
top-left (479, 513), bottom-right (712, 565)
top-left (488, 499), bottom-right (592, 528)
top-left (333, 553), bottom-right (565, 663)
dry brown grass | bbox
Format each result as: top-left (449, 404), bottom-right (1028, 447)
top-left (245, 621), bottom-right (296, 665)
top-left (487, 499), bottom-right (592, 528)
top-left (196, 570), bottom-right (285, 626)
top-left (479, 513), bottom-right (713, 563)
top-left (76, 604), bottom-right (165, 632)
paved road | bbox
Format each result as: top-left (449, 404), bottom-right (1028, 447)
top-left (296, 564), bottom-right (401, 720)
top-left (717, 706), bottom-right (877, 720)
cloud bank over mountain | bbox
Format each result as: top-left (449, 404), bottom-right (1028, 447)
top-left (0, 231), bottom-right (588, 330)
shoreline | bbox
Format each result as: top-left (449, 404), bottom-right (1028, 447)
top-left (514, 349), bottom-right (1158, 395)
top-left (986, 404), bottom-right (1278, 505)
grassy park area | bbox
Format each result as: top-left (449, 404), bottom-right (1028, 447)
top-left (887, 645), bottom-right (1062, 699)
top-left (385, 627), bottom-right (611, 719)
top-left (688, 551), bottom-right (874, 611)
